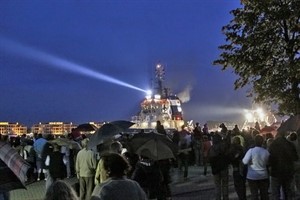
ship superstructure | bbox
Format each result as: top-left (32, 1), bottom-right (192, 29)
top-left (131, 64), bottom-right (184, 129)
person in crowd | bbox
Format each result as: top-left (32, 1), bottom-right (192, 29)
top-left (219, 123), bottom-right (228, 135)
top-left (208, 132), bottom-right (230, 200)
top-left (172, 130), bottom-right (180, 146)
top-left (157, 159), bottom-right (172, 200)
top-left (71, 128), bottom-right (82, 142)
top-left (19, 134), bottom-right (27, 158)
top-left (123, 151), bottom-right (139, 178)
top-left (287, 132), bottom-right (300, 197)
top-left (95, 141), bottom-right (123, 185)
top-left (229, 136), bottom-right (246, 200)
top-left (41, 134), bottom-right (55, 186)
top-left (202, 135), bottom-right (212, 176)
top-left (269, 131), bottom-right (298, 200)
top-left (44, 180), bottom-right (79, 200)
top-left (60, 140), bottom-right (71, 178)
top-left (109, 141), bottom-right (123, 154)
top-left (131, 148), bottom-right (163, 199)
top-left (232, 125), bottom-right (241, 136)
top-left (76, 138), bottom-right (97, 200)
top-left (23, 143), bottom-right (36, 183)
top-left (91, 152), bottom-right (147, 200)
top-left (202, 123), bottom-right (209, 136)
top-left (192, 122), bottom-right (203, 166)
top-left (242, 134), bottom-right (269, 200)
top-left (177, 126), bottom-right (191, 179)
top-left (45, 143), bottom-right (67, 189)
top-left (156, 120), bottom-right (166, 135)
top-left (255, 122), bottom-right (261, 131)
top-left (33, 133), bottom-right (48, 181)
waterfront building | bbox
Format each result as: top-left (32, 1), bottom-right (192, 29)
top-left (31, 122), bottom-right (76, 135)
top-left (0, 122), bottom-right (27, 135)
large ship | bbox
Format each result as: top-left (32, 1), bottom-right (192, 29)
top-left (131, 63), bottom-right (184, 130)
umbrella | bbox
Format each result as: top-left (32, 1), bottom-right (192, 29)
top-left (76, 123), bottom-right (98, 132)
top-left (277, 115), bottom-right (300, 133)
top-left (0, 141), bottom-right (31, 191)
top-left (109, 120), bottom-right (135, 130)
top-left (88, 120), bottom-right (135, 149)
top-left (50, 138), bottom-right (82, 150)
top-left (128, 132), bottom-right (178, 161)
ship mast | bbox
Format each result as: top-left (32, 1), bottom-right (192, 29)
top-left (155, 63), bottom-right (170, 98)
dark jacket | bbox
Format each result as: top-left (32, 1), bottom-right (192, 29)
top-left (208, 134), bottom-right (230, 175)
top-left (131, 159), bottom-right (162, 199)
top-left (269, 136), bottom-right (298, 179)
top-left (48, 151), bottom-right (66, 179)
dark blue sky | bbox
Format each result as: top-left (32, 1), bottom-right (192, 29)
top-left (0, 0), bottom-right (251, 126)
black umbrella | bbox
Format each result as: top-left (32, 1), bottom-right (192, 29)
top-left (128, 132), bottom-right (178, 161)
top-left (0, 141), bottom-right (31, 191)
top-left (76, 123), bottom-right (98, 132)
top-left (88, 120), bottom-right (135, 149)
top-left (277, 115), bottom-right (300, 133)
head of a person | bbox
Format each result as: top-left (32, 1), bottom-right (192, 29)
top-left (232, 136), bottom-right (241, 145)
top-left (81, 138), bottom-right (89, 149)
top-left (203, 135), bottom-right (209, 141)
top-left (219, 123), bottom-right (225, 128)
top-left (139, 148), bottom-right (154, 160)
top-left (110, 141), bottom-right (123, 154)
top-left (212, 133), bottom-right (222, 145)
top-left (254, 134), bottom-right (264, 147)
top-left (156, 120), bottom-right (161, 126)
top-left (52, 143), bottom-right (60, 152)
top-left (99, 152), bottom-right (130, 182)
top-left (44, 180), bottom-right (79, 200)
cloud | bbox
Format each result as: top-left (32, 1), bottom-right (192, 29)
top-left (177, 85), bottom-right (193, 103)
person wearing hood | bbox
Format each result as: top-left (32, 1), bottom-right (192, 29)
top-left (131, 149), bottom-right (163, 199)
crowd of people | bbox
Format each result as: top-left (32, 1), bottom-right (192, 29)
top-left (1, 120), bottom-right (300, 200)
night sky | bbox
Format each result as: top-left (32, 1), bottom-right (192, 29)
top-left (0, 0), bottom-right (251, 127)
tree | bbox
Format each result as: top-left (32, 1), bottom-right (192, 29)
top-left (214, 0), bottom-right (300, 115)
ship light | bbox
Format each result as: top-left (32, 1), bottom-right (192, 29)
top-left (145, 95), bottom-right (151, 100)
top-left (245, 111), bottom-right (253, 122)
top-left (154, 94), bottom-right (161, 99)
top-left (178, 106), bottom-right (182, 112)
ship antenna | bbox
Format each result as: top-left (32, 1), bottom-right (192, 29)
top-left (155, 63), bottom-right (165, 97)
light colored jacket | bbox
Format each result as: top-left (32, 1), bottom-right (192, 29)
top-left (76, 148), bottom-right (97, 177)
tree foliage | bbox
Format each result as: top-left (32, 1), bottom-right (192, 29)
top-left (214, 0), bottom-right (300, 115)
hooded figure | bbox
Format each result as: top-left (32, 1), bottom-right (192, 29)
top-left (131, 149), bottom-right (163, 199)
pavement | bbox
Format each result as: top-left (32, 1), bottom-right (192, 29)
top-left (10, 165), bottom-right (246, 200)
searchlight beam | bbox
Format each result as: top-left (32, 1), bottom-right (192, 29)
top-left (1, 37), bottom-right (147, 93)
